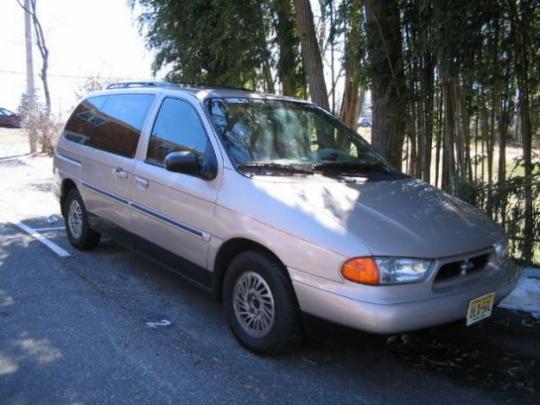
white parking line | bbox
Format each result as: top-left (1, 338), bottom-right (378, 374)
top-left (33, 226), bottom-right (65, 232)
top-left (4, 217), bottom-right (70, 257)
top-left (0, 154), bottom-right (29, 163)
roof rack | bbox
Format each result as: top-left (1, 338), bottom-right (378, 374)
top-left (106, 81), bottom-right (178, 89)
top-left (105, 80), bottom-right (255, 92)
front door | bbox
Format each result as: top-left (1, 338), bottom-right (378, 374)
top-left (131, 96), bottom-right (221, 269)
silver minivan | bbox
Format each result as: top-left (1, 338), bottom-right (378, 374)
top-left (53, 81), bottom-right (520, 354)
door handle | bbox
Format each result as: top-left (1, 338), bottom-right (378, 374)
top-left (135, 176), bottom-right (149, 189)
top-left (113, 167), bottom-right (128, 179)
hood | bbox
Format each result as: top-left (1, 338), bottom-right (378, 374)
top-left (250, 175), bottom-right (503, 259)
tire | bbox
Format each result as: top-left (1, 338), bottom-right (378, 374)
top-left (223, 250), bottom-right (303, 355)
top-left (64, 188), bottom-right (100, 250)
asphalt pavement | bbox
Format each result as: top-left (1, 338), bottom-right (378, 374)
top-left (0, 153), bottom-right (538, 404)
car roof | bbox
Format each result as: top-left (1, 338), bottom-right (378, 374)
top-left (88, 81), bottom-right (310, 105)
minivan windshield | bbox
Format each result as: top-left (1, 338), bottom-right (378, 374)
top-left (205, 98), bottom-right (395, 176)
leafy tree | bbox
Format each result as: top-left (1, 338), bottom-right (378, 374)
top-left (272, 0), bottom-right (305, 96)
top-left (132, 0), bottom-right (271, 88)
top-left (131, 0), bottom-right (540, 264)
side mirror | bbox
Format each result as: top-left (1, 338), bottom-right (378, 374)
top-left (164, 151), bottom-right (217, 180)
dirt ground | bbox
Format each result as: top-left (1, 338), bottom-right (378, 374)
top-left (0, 128), bottom-right (30, 158)
top-left (0, 128), bottom-right (59, 222)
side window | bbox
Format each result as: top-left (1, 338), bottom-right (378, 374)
top-left (63, 96), bottom-right (107, 145)
top-left (89, 94), bottom-right (155, 158)
top-left (147, 98), bottom-right (212, 164)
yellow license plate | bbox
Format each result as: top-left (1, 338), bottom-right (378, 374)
top-left (466, 292), bottom-right (495, 326)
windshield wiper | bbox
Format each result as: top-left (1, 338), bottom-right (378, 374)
top-left (236, 162), bottom-right (314, 175)
top-left (311, 161), bottom-right (392, 174)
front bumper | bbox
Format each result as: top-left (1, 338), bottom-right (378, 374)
top-left (291, 261), bottom-right (521, 334)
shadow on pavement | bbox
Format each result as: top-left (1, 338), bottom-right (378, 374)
top-left (303, 308), bottom-right (539, 401)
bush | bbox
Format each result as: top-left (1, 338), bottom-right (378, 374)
top-left (18, 93), bottom-right (62, 155)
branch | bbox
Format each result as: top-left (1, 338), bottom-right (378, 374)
top-left (31, 6), bottom-right (49, 60)
top-left (15, 0), bottom-right (48, 58)
top-left (15, 0), bottom-right (32, 15)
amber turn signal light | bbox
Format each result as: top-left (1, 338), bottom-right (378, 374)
top-left (341, 257), bottom-right (380, 285)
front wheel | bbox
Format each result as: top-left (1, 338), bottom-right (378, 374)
top-left (223, 251), bottom-right (303, 355)
top-left (64, 188), bottom-right (100, 250)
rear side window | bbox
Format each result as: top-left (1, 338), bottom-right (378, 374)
top-left (63, 96), bottom-right (107, 145)
top-left (89, 94), bottom-right (155, 158)
top-left (147, 98), bottom-right (211, 164)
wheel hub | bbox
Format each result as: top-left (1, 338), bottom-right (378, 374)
top-left (232, 271), bottom-right (275, 338)
top-left (68, 200), bottom-right (83, 239)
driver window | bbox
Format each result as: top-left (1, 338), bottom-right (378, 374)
top-left (147, 98), bottom-right (210, 165)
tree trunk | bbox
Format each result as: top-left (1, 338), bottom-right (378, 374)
top-left (422, 55), bottom-right (434, 183)
top-left (497, 91), bottom-right (510, 227)
top-left (274, 0), bottom-right (302, 96)
top-left (294, 0), bottom-right (329, 109)
top-left (339, 0), bottom-right (363, 128)
top-left (340, 79), bottom-right (359, 128)
top-left (460, 80), bottom-right (473, 183)
top-left (518, 86), bottom-right (533, 263)
top-left (408, 133), bottom-right (417, 175)
top-left (365, 0), bottom-right (407, 169)
top-left (441, 76), bottom-right (456, 191)
top-left (474, 110), bottom-right (479, 181)
top-left (262, 59), bottom-right (275, 94)
top-left (435, 80), bottom-right (443, 188)
top-left (453, 80), bottom-right (466, 181)
top-left (356, 89), bottom-right (365, 121)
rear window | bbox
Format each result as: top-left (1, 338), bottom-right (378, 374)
top-left (63, 93), bottom-right (155, 158)
top-left (89, 94), bottom-right (155, 158)
top-left (63, 96), bottom-right (107, 145)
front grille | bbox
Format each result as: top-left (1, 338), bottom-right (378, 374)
top-left (435, 253), bottom-right (490, 281)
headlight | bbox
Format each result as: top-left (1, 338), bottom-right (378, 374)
top-left (493, 239), bottom-right (509, 262)
top-left (341, 257), bottom-right (432, 285)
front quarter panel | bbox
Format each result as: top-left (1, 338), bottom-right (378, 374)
top-left (210, 169), bottom-right (371, 282)
top-left (210, 205), bottom-right (349, 282)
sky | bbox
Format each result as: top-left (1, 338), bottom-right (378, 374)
top-left (0, 0), bottom-right (156, 119)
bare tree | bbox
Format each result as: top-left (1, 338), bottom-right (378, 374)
top-left (74, 75), bottom-right (113, 100)
top-left (22, 0), bottom-right (37, 153)
top-left (17, 0), bottom-right (50, 114)
top-left (17, 0), bottom-right (55, 153)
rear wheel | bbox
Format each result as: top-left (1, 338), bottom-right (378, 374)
top-left (64, 188), bottom-right (100, 250)
top-left (223, 250), bottom-right (303, 355)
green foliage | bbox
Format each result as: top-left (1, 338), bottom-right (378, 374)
top-left (130, 0), bottom-right (540, 264)
top-left (455, 155), bottom-right (540, 265)
top-left (272, 0), bottom-right (305, 96)
top-left (335, 0), bottom-right (368, 87)
top-left (132, 0), bottom-right (271, 88)
top-left (453, 176), bottom-right (482, 207)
